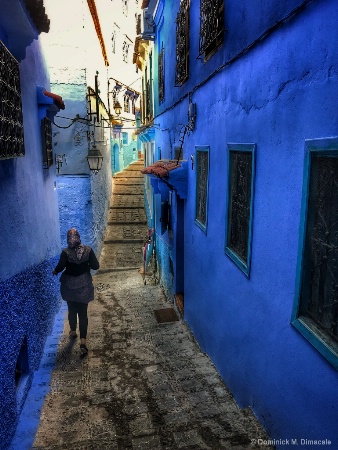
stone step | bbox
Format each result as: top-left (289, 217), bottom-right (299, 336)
top-left (108, 221), bottom-right (147, 226)
top-left (100, 242), bottom-right (144, 268)
top-left (105, 224), bottom-right (147, 241)
top-left (109, 206), bottom-right (145, 210)
top-left (114, 172), bottom-right (144, 178)
top-left (125, 167), bottom-right (143, 171)
top-left (113, 186), bottom-right (144, 195)
top-left (96, 266), bottom-right (141, 274)
top-left (108, 208), bottom-right (146, 223)
top-left (104, 239), bottom-right (144, 244)
top-left (110, 195), bottom-right (144, 208)
top-left (113, 180), bottom-right (144, 185)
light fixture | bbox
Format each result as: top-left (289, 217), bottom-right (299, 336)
top-left (86, 145), bottom-right (103, 173)
top-left (55, 154), bottom-right (66, 173)
top-left (107, 77), bottom-right (140, 120)
top-left (114, 101), bottom-right (122, 116)
top-left (188, 94), bottom-right (196, 131)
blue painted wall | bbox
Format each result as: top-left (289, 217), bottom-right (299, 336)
top-left (49, 69), bottom-right (89, 175)
top-left (148, 0), bottom-right (338, 447)
top-left (50, 69), bottom-right (112, 258)
top-left (111, 132), bottom-right (138, 174)
top-left (89, 146), bottom-right (113, 256)
top-left (57, 176), bottom-right (93, 248)
top-left (0, 6), bottom-right (62, 447)
top-left (56, 157), bottom-right (112, 258)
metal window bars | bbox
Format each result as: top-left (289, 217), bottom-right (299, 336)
top-left (175, 0), bottom-right (190, 86)
top-left (0, 41), bottom-right (25, 159)
top-left (198, 0), bottom-right (224, 60)
top-left (158, 45), bottom-right (165, 103)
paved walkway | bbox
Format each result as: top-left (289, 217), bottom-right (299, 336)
top-left (23, 161), bottom-right (273, 449)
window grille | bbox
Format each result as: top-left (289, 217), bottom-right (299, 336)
top-left (0, 41), bottom-right (25, 159)
top-left (175, 0), bottom-right (190, 86)
top-left (199, 0), bottom-right (224, 60)
top-left (144, 65), bottom-right (153, 121)
top-left (41, 117), bottom-right (53, 168)
top-left (113, 89), bottom-right (118, 106)
top-left (292, 139), bottom-right (338, 369)
top-left (122, 0), bottom-right (128, 16)
top-left (195, 146), bottom-right (209, 233)
top-left (124, 94), bottom-right (130, 113)
top-left (122, 41), bottom-right (129, 62)
top-left (111, 30), bottom-right (116, 54)
top-left (146, 79), bottom-right (151, 119)
top-left (158, 45), bottom-right (165, 103)
top-left (225, 144), bottom-right (255, 276)
top-left (141, 76), bottom-right (145, 123)
top-left (136, 14), bottom-right (141, 35)
top-left (122, 132), bottom-right (128, 145)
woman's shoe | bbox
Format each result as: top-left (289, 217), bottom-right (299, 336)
top-left (69, 330), bottom-right (78, 339)
top-left (80, 344), bottom-right (88, 355)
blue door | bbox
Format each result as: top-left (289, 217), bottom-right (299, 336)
top-left (113, 143), bottom-right (120, 174)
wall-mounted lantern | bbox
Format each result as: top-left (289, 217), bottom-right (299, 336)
top-left (55, 154), bottom-right (66, 173)
top-left (188, 93), bottom-right (196, 131)
top-left (114, 101), bottom-right (122, 116)
top-left (86, 144), bottom-right (103, 174)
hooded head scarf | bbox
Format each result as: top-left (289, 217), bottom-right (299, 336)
top-left (67, 228), bottom-right (85, 260)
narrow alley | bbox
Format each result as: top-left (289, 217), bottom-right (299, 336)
top-left (12, 161), bottom-right (273, 450)
top-left (1, 1), bottom-right (337, 448)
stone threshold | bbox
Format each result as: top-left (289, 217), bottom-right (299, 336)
top-left (109, 206), bottom-right (145, 209)
top-left (107, 221), bottom-right (147, 225)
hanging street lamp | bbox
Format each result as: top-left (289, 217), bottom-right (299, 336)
top-left (86, 144), bottom-right (103, 173)
top-left (114, 100), bottom-right (122, 116)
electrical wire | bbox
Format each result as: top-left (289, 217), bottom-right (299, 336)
top-left (53, 119), bottom-right (78, 129)
top-left (54, 115), bottom-right (138, 129)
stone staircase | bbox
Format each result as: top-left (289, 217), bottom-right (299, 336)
top-left (99, 160), bottom-right (147, 273)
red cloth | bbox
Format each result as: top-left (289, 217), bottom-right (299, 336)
top-left (43, 90), bottom-right (65, 110)
top-left (141, 161), bottom-right (181, 178)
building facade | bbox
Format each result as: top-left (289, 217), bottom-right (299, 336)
top-left (41, 0), bottom-right (142, 252)
top-left (0, 2), bottom-right (63, 448)
top-left (137, 0), bottom-right (338, 447)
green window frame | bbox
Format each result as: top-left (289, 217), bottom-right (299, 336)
top-left (292, 137), bottom-right (338, 369)
top-left (194, 146), bottom-right (210, 233)
top-left (225, 143), bottom-right (256, 277)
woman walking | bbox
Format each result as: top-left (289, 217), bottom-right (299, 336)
top-left (53, 228), bottom-right (99, 355)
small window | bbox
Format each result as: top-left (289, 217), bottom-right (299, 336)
top-left (292, 138), bottom-right (338, 369)
top-left (198, 0), bottom-right (224, 61)
top-left (124, 94), bottom-right (130, 113)
top-left (122, 0), bottom-right (128, 16)
top-left (225, 143), bottom-right (255, 276)
top-left (175, 0), bottom-right (190, 86)
top-left (41, 117), bottom-right (53, 168)
top-left (0, 40), bottom-right (25, 159)
top-left (158, 44), bottom-right (165, 104)
top-left (122, 40), bottom-right (129, 62)
top-left (122, 132), bottom-right (128, 145)
top-left (111, 29), bottom-right (116, 54)
top-left (194, 146), bottom-right (210, 233)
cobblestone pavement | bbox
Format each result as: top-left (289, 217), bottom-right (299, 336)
top-left (31, 161), bottom-right (273, 450)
